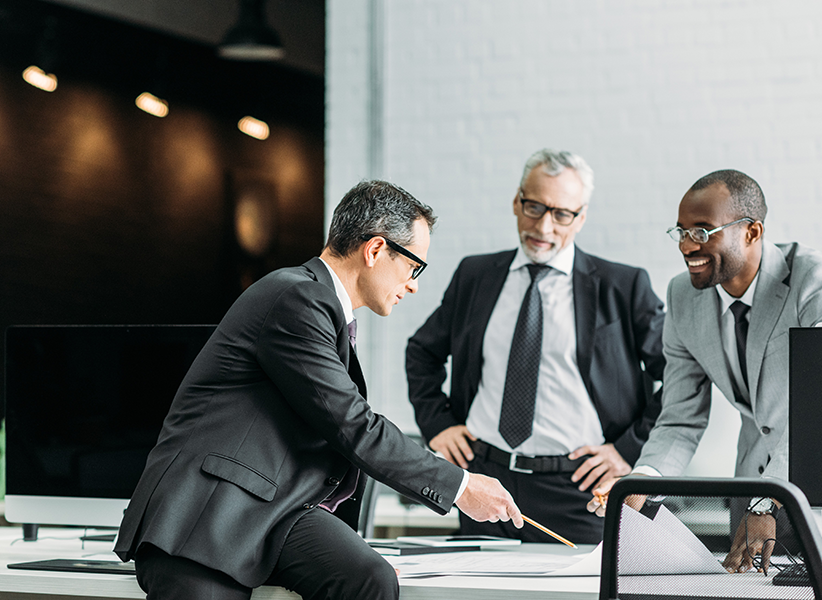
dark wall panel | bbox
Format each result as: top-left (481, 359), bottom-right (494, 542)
top-left (0, 0), bottom-right (325, 416)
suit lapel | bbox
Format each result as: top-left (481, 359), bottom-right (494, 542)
top-left (573, 249), bottom-right (597, 386)
top-left (686, 283), bottom-right (753, 415)
top-left (348, 349), bottom-right (367, 399)
top-left (747, 243), bottom-right (790, 407)
top-left (304, 257), bottom-right (368, 399)
top-left (466, 251), bottom-right (516, 380)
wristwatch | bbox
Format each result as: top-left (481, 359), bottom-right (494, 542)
top-left (748, 497), bottom-right (779, 517)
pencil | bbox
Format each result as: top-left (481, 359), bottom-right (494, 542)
top-left (521, 515), bottom-right (577, 548)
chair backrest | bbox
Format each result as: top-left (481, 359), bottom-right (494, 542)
top-left (600, 477), bottom-right (822, 600)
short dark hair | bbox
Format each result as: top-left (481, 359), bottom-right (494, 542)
top-left (324, 180), bottom-right (437, 257)
top-left (689, 169), bottom-right (767, 222)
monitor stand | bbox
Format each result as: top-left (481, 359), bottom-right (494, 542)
top-left (22, 523), bottom-right (39, 542)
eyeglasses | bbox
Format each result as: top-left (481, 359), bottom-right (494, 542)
top-left (518, 191), bottom-right (583, 226)
top-left (666, 217), bottom-right (754, 244)
top-left (361, 235), bottom-right (428, 280)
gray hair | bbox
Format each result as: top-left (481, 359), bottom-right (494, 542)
top-left (520, 149), bottom-right (595, 204)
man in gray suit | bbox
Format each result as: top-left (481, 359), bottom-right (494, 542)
top-left (591, 169), bottom-right (822, 573)
top-left (115, 180), bottom-right (522, 600)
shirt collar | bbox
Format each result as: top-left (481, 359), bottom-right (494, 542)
top-left (716, 270), bottom-right (760, 315)
top-left (318, 257), bottom-right (355, 324)
top-left (510, 243), bottom-right (575, 276)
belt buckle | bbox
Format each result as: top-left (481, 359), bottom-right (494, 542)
top-left (508, 452), bottom-right (534, 474)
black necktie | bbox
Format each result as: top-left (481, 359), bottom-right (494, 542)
top-left (347, 319), bottom-right (357, 351)
top-left (499, 264), bottom-right (552, 448)
top-left (729, 301), bottom-right (750, 389)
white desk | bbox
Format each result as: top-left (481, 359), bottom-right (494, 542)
top-left (0, 527), bottom-right (599, 600)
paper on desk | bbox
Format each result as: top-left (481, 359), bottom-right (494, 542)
top-left (617, 504), bottom-right (727, 576)
top-left (386, 546), bottom-right (601, 578)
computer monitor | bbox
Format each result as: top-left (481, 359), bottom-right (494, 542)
top-left (789, 326), bottom-right (822, 507)
top-left (4, 324), bottom-right (215, 529)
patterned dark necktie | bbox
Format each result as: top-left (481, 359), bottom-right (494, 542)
top-left (729, 301), bottom-right (750, 389)
top-left (499, 263), bottom-right (552, 448)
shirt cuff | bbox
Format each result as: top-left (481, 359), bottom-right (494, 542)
top-left (632, 465), bottom-right (662, 477)
top-left (454, 469), bottom-right (470, 502)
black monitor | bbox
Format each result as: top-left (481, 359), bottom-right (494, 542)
top-left (4, 324), bottom-right (215, 529)
top-left (789, 326), bottom-right (822, 507)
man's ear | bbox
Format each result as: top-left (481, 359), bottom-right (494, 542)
top-left (361, 236), bottom-right (385, 268)
top-left (746, 221), bottom-right (764, 245)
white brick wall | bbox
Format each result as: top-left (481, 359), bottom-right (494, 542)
top-left (327, 0), bottom-right (822, 476)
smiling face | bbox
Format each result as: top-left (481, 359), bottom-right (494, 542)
top-left (677, 182), bottom-right (761, 296)
top-left (514, 167), bottom-right (587, 264)
top-left (360, 218), bottom-right (429, 316)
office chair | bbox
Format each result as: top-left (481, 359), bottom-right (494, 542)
top-left (600, 477), bottom-right (822, 600)
top-left (357, 476), bottom-right (383, 539)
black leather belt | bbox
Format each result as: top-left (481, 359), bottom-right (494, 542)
top-left (470, 439), bottom-right (587, 474)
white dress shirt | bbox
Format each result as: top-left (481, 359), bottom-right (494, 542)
top-left (466, 244), bottom-right (606, 455)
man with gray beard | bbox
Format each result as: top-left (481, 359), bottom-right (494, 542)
top-left (406, 149), bottom-right (665, 544)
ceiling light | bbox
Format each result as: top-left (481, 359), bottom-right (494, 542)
top-left (238, 116), bottom-right (269, 140)
top-left (24, 16), bottom-right (59, 92)
top-left (23, 66), bottom-right (57, 92)
top-left (218, 0), bottom-right (284, 61)
top-left (135, 92), bottom-right (169, 117)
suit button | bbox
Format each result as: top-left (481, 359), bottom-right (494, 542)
top-left (761, 426), bottom-right (771, 435)
top-left (422, 486), bottom-right (430, 495)
top-left (436, 494), bottom-right (443, 503)
top-left (327, 477), bottom-right (340, 485)
top-left (302, 503), bottom-right (314, 509)
top-left (758, 466), bottom-right (765, 474)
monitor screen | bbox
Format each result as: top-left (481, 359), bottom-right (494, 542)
top-left (789, 326), bottom-right (822, 507)
top-left (4, 324), bottom-right (215, 527)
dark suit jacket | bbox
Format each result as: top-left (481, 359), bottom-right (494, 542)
top-left (115, 257), bottom-right (464, 588)
top-left (406, 247), bottom-right (665, 464)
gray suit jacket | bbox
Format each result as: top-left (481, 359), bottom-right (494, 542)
top-left (638, 241), bottom-right (822, 479)
top-left (114, 257), bottom-right (464, 587)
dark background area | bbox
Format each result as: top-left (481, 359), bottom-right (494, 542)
top-left (0, 0), bottom-right (326, 418)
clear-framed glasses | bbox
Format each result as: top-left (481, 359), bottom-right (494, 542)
top-left (666, 217), bottom-right (754, 244)
top-left (518, 190), bottom-right (583, 226)
top-left (361, 235), bottom-right (428, 280)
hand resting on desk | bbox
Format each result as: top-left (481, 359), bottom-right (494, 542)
top-left (722, 511), bottom-right (777, 574)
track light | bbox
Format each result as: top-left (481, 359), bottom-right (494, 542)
top-left (219, 0), bottom-right (284, 61)
top-left (22, 66), bottom-right (57, 92)
top-left (238, 116), bottom-right (269, 140)
top-left (24, 15), bottom-right (59, 92)
top-left (135, 92), bottom-right (169, 117)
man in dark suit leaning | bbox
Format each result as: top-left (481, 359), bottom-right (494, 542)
top-left (406, 149), bottom-right (665, 544)
top-left (115, 180), bottom-right (523, 600)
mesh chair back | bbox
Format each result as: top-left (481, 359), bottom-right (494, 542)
top-left (600, 477), bottom-right (822, 600)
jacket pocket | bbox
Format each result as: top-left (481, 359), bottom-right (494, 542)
top-left (201, 453), bottom-right (278, 501)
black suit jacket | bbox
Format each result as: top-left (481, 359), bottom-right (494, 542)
top-left (115, 257), bottom-right (464, 588)
top-left (406, 247), bottom-right (665, 464)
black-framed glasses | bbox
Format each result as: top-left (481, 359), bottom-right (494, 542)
top-left (666, 217), bottom-right (754, 244)
top-left (518, 191), bottom-right (583, 226)
top-left (361, 235), bottom-right (428, 280)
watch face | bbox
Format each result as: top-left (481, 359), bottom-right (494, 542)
top-left (749, 498), bottom-right (775, 514)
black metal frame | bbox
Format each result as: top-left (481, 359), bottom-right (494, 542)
top-left (600, 477), bottom-right (822, 600)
